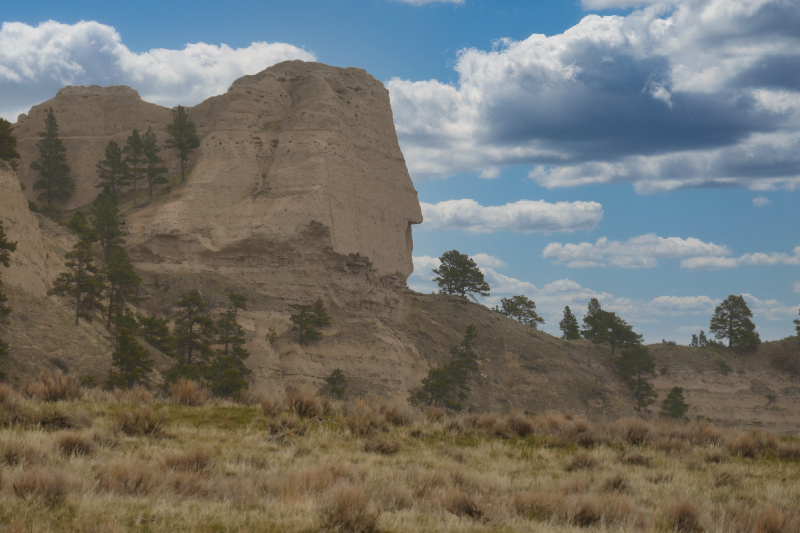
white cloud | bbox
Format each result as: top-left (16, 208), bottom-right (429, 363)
top-left (471, 253), bottom-right (507, 269)
top-left (582, 0), bottom-right (661, 8)
top-left (543, 234), bottom-right (730, 268)
top-left (420, 199), bottom-right (603, 233)
top-left (753, 196), bottom-right (771, 207)
top-left (479, 167), bottom-right (501, 179)
top-left (0, 20), bottom-right (315, 120)
top-left (388, 0), bottom-right (800, 192)
top-left (681, 247), bottom-right (800, 270)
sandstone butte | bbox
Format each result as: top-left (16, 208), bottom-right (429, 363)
top-left (4, 61), bottom-right (800, 432)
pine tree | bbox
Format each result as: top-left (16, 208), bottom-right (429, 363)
top-left (103, 246), bottom-right (140, 330)
top-left (0, 118), bottom-right (21, 170)
top-left (310, 297), bottom-right (331, 328)
top-left (497, 295), bottom-right (544, 329)
top-left (709, 295), bottom-right (761, 348)
top-left (30, 108), bottom-right (74, 212)
top-left (48, 237), bottom-right (105, 326)
top-left (581, 299), bottom-right (641, 355)
top-left (96, 140), bottom-right (130, 198)
top-left (290, 309), bottom-right (320, 345)
top-left (138, 312), bottom-right (175, 356)
top-left (794, 309), bottom-right (800, 344)
top-left (618, 345), bottom-right (657, 411)
top-left (210, 306), bottom-right (251, 398)
top-left (433, 250), bottom-right (490, 301)
top-left (90, 187), bottom-right (125, 263)
top-left (227, 293), bottom-right (248, 317)
top-left (123, 129), bottom-right (145, 206)
top-left (105, 327), bottom-right (154, 389)
top-left (581, 298), bottom-right (604, 341)
top-left (559, 306), bottom-right (581, 340)
top-left (660, 386), bottom-right (690, 420)
top-left (324, 369), bottom-right (347, 399)
top-left (142, 126), bottom-right (168, 197)
top-left (66, 210), bottom-right (98, 242)
top-left (171, 290), bottom-right (215, 379)
top-left (165, 106), bottom-right (200, 182)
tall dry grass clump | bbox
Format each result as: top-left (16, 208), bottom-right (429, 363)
top-left (21, 371), bottom-right (82, 402)
top-left (287, 389), bottom-right (325, 418)
top-left (664, 499), bottom-right (705, 532)
top-left (114, 386), bottom-right (154, 404)
top-left (56, 431), bottom-right (96, 457)
top-left (169, 379), bottom-right (208, 405)
top-left (115, 407), bottom-right (166, 436)
top-left (259, 394), bottom-right (285, 416)
top-left (163, 448), bottom-right (211, 472)
top-left (12, 467), bottom-right (75, 506)
top-left (318, 482), bottom-right (379, 533)
top-left (97, 460), bottom-right (159, 496)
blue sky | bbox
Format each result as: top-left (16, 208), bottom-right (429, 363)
top-left (2, 0), bottom-right (799, 343)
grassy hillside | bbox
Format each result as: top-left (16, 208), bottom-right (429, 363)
top-left (1, 378), bottom-right (799, 532)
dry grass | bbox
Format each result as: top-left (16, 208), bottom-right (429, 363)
top-left (169, 378), bottom-right (208, 405)
top-left (21, 371), bottom-right (82, 402)
top-left (0, 384), bottom-right (798, 532)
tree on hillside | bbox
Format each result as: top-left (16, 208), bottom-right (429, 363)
top-left (559, 306), bottom-right (581, 340)
top-left (617, 345), bottom-right (657, 411)
top-left (690, 330), bottom-right (710, 348)
top-left (408, 325), bottom-right (479, 411)
top-left (582, 299), bottom-right (641, 355)
top-left (496, 295), bottom-right (544, 329)
top-left (165, 106), bottom-right (200, 183)
top-left (660, 386), bottom-right (690, 420)
top-left (290, 309), bottom-right (320, 345)
top-left (433, 250), bottom-right (490, 301)
top-left (105, 327), bottom-right (154, 389)
top-left (138, 311), bottom-right (175, 356)
top-left (310, 297), bottom-right (331, 328)
top-left (0, 118), bottom-right (20, 170)
top-left (0, 220), bottom-right (18, 363)
top-left (30, 108), bottom-right (74, 214)
top-left (210, 301), bottom-right (251, 398)
top-left (142, 126), bottom-right (168, 197)
top-left (123, 129), bottom-right (145, 206)
top-left (793, 309), bottom-right (799, 344)
top-left (66, 211), bottom-right (97, 242)
top-left (170, 290), bottom-right (215, 381)
top-left (48, 235), bottom-right (105, 326)
top-left (96, 140), bottom-right (129, 198)
top-left (103, 246), bottom-right (140, 330)
top-left (90, 187), bottom-right (125, 263)
top-left (227, 293), bottom-right (249, 317)
top-left (581, 298), bottom-right (604, 342)
top-left (709, 295), bottom-right (760, 348)
top-left (324, 369), bottom-right (347, 399)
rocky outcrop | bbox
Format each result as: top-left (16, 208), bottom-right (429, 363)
top-left (13, 85), bottom-right (176, 210)
top-left (0, 163), bottom-right (67, 297)
top-left (13, 61), bottom-right (423, 317)
top-left (126, 61), bottom-right (422, 315)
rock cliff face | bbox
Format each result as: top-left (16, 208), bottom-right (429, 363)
top-left (13, 61), bottom-right (423, 316)
top-left (0, 163), bottom-right (67, 297)
top-left (13, 86), bottom-right (176, 210)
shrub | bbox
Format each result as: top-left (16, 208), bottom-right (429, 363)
top-left (56, 431), bottom-right (95, 456)
top-left (602, 473), bottom-right (630, 493)
top-left (259, 394), bottom-right (284, 416)
top-left (1, 438), bottom-right (42, 466)
top-left (21, 371), bottom-right (82, 401)
top-left (363, 438), bottom-right (401, 456)
top-left (287, 390), bottom-right (323, 418)
top-left (621, 451), bottom-right (653, 467)
top-left (115, 408), bottom-right (166, 436)
top-left (12, 467), bottom-right (74, 506)
top-left (169, 378), bottom-right (207, 405)
top-left (505, 413), bottom-right (534, 438)
top-left (664, 499), bottom-right (704, 532)
top-left (163, 448), bottom-right (211, 472)
top-left (318, 482), bottom-right (379, 533)
top-left (565, 453), bottom-right (597, 472)
top-left (439, 486), bottom-right (483, 520)
top-left (114, 386), bottom-right (153, 404)
top-left (770, 346), bottom-right (800, 376)
top-left (97, 460), bottom-right (158, 495)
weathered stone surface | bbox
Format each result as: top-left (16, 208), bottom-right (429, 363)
top-left (126, 61), bottom-right (422, 315)
top-left (13, 85), bottom-right (176, 210)
top-left (0, 163), bottom-right (67, 297)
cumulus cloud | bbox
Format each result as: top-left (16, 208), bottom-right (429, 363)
top-left (479, 167), bottom-right (500, 179)
top-left (753, 196), bottom-right (772, 207)
top-left (681, 247), bottom-right (800, 270)
top-left (420, 199), bottom-right (603, 233)
top-left (542, 233), bottom-right (730, 268)
top-left (388, 0), bottom-right (800, 191)
top-left (0, 20), bottom-right (315, 120)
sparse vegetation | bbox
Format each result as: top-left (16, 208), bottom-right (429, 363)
top-left (0, 117), bottom-right (20, 170)
top-left (0, 383), bottom-right (796, 532)
top-left (0, 219), bottom-right (16, 369)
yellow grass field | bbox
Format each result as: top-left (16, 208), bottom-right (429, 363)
top-left (1, 375), bottom-right (799, 533)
